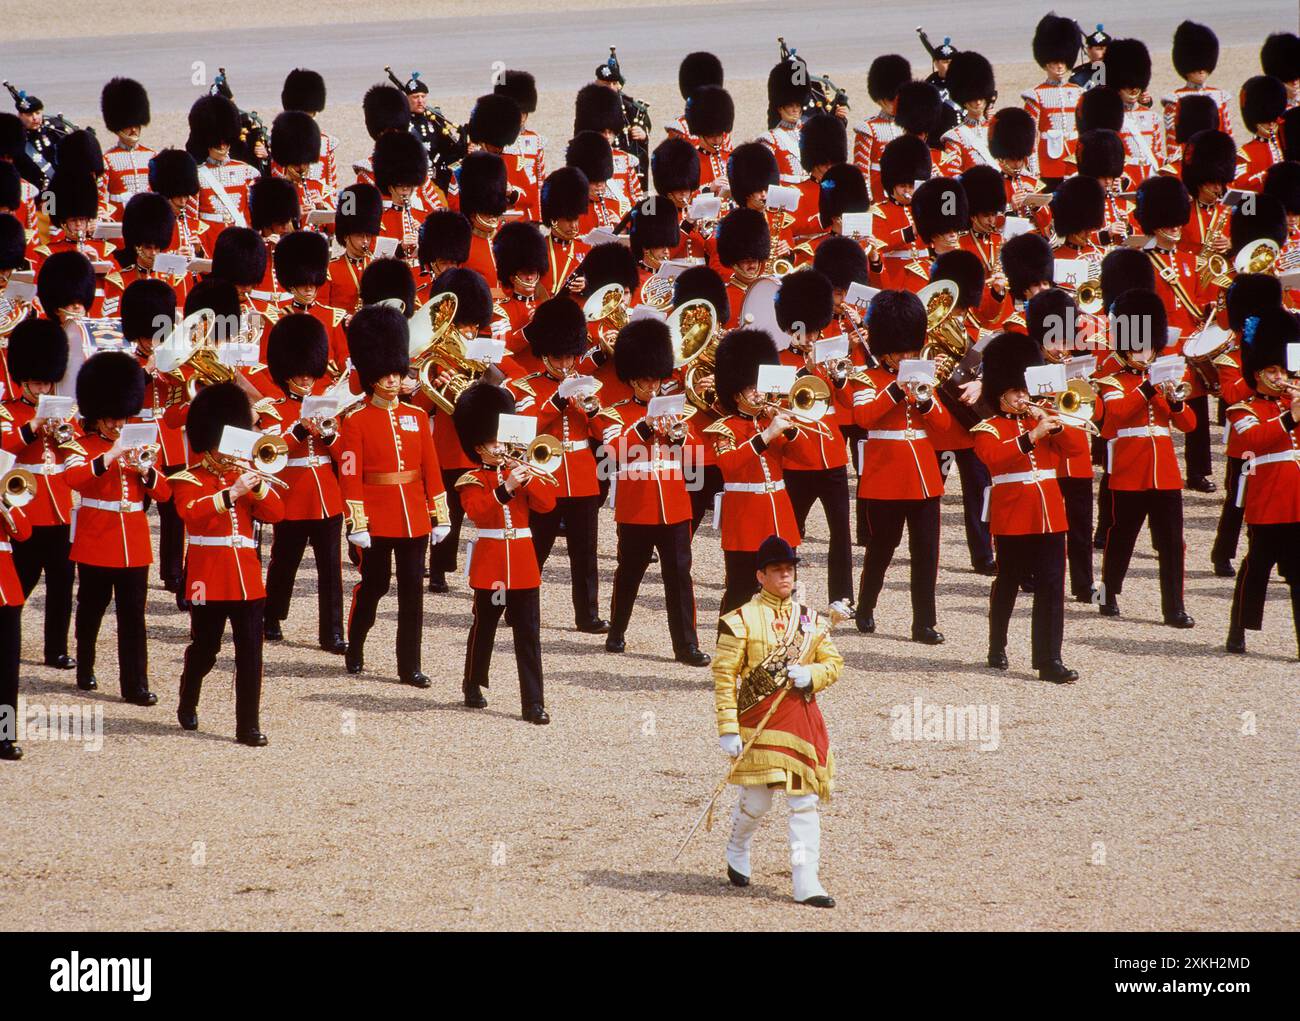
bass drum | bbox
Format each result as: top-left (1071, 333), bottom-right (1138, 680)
top-left (55, 317), bottom-right (128, 397)
top-left (738, 276), bottom-right (788, 349)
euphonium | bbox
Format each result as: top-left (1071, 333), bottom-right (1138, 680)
top-left (583, 283), bottom-right (630, 353)
top-left (1234, 238), bottom-right (1280, 276)
top-left (1, 466), bottom-right (36, 508)
top-left (668, 298), bottom-right (721, 411)
top-left (917, 279), bottom-right (968, 382)
top-left (412, 292), bottom-right (482, 415)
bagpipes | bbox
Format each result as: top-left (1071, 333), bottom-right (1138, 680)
top-left (209, 68), bottom-right (270, 174)
top-left (383, 67), bottom-right (468, 192)
top-left (2, 81), bottom-right (80, 137)
top-left (777, 38), bottom-right (849, 119)
top-left (604, 48), bottom-right (651, 185)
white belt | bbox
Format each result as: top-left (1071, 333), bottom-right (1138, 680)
top-left (0, 541), bottom-right (10, 552)
top-left (778, 172), bottom-right (803, 184)
top-left (250, 289), bottom-right (289, 303)
top-left (17, 461), bottom-right (65, 475)
top-left (198, 211), bottom-right (235, 223)
top-left (867, 429), bottom-right (927, 441)
top-left (881, 250), bottom-right (922, 260)
top-left (992, 469), bottom-right (1056, 486)
top-left (1247, 450), bottom-right (1300, 468)
top-left (188, 534), bottom-right (256, 549)
top-left (1115, 426), bottom-right (1170, 438)
top-left (723, 480), bottom-right (785, 494)
top-left (476, 527), bottom-right (532, 540)
top-left (621, 460), bottom-right (679, 474)
top-left (286, 456), bottom-right (329, 468)
top-left (561, 440), bottom-right (587, 452)
top-left (80, 497), bottom-right (144, 513)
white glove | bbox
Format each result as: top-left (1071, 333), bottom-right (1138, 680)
top-left (349, 530), bottom-right (372, 549)
top-left (787, 664), bottom-right (813, 690)
top-left (431, 524), bottom-right (451, 545)
top-left (719, 733), bottom-right (742, 758)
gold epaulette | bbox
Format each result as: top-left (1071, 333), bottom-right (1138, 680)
top-left (341, 401), bottom-right (367, 419)
top-left (595, 398), bottom-right (631, 425)
top-left (1227, 400), bottom-right (1255, 414)
top-left (251, 398), bottom-right (280, 421)
top-left (702, 418), bottom-right (735, 439)
top-left (454, 471), bottom-right (485, 490)
top-left (58, 438), bottom-right (87, 457)
top-left (1094, 374), bottom-right (1122, 389)
top-left (105, 270), bottom-right (123, 289)
top-left (867, 203), bottom-right (885, 218)
top-left (165, 469), bottom-right (200, 485)
top-left (1003, 314), bottom-right (1026, 329)
top-left (1212, 352), bottom-right (1238, 369)
top-left (511, 373), bottom-right (540, 398)
top-left (0, 404), bottom-right (12, 422)
top-left (261, 305), bottom-right (280, 323)
top-left (330, 306), bottom-right (347, 327)
top-left (968, 418), bottom-right (1000, 437)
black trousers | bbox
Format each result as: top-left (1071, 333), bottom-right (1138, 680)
top-left (264, 515), bottom-right (344, 642)
top-left (531, 494), bottom-right (601, 626)
top-left (938, 448), bottom-right (994, 569)
top-left (1229, 522), bottom-right (1300, 645)
top-left (156, 467), bottom-right (185, 588)
top-left (1211, 456), bottom-right (1245, 567)
top-left (180, 598), bottom-right (264, 735)
top-left (13, 523), bottom-right (74, 661)
top-left (610, 520), bottom-right (699, 652)
top-left (429, 468), bottom-right (468, 579)
top-left (1100, 488), bottom-right (1186, 618)
top-left (989, 532), bottom-right (1066, 667)
top-left (856, 496), bottom-right (941, 630)
top-left (75, 564), bottom-right (149, 696)
top-left (1094, 471), bottom-right (1112, 546)
top-left (1183, 394), bottom-right (1212, 480)
top-left (721, 549), bottom-right (761, 618)
top-left (1058, 476), bottom-right (1095, 599)
top-left (785, 466), bottom-right (854, 604)
top-left (689, 464), bottom-right (724, 535)
top-left (0, 605), bottom-right (19, 734)
top-left (464, 586), bottom-right (543, 710)
top-left (349, 535), bottom-right (428, 678)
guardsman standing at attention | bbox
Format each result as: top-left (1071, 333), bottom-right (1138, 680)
top-left (99, 77), bottom-right (155, 219)
top-left (281, 68), bottom-right (338, 202)
top-left (1024, 14), bottom-right (1085, 190)
top-left (1163, 22), bottom-right (1232, 139)
top-left (185, 94), bottom-right (258, 246)
top-left (853, 55), bottom-right (910, 202)
top-left (1103, 38), bottom-right (1165, 183)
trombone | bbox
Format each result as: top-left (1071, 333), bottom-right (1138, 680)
top-left (223, 435), bottom-right (291, 490)
top-left (1030, 379), bottom-right (1100, 434)
top-left (500, 435), bottom-right (563, 486)
top-left (1, 466), bottom-right (36, 508)
top-left (750, 376), bottom-right (835, 438)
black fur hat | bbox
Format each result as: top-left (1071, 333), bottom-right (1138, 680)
top-left (522, 296), bottom-right (587, 359)
top-left (1103, 38), bottom-right (1153, 91)
top-left (6, 317), bottom-right (69, 383)
top-left (77, 350), bottom-right (146, 422)
top-left (865, 289), bottom-right (926, 356)
top-left (335, 182), bottom-right (383, 238)
top-left (271, 111), bottom-right (321, 168)
top-left (121, 192), bottom-right (175, 253)
top-left (494, 71), bottom-right (538, 114)
top-left (273, 230), bottom-right (330, 288)
top-left (469, 93), bottom-right (523, 148)
top-left (894, 81), bottom-right (943, 137)
top-left (1173, 20), bottom-right (1219, 77)
top-left (433, 267), bottom-right (493, 330)
top-left (1280, 107), bottom-right (1300, 162)
top-left (714, 328), bottom-right (779, 412)
top-left (1182, 129), bottom-right (1239, 193)
top-left (613, 317), bottom-right (675, 383)
top-left (1032, 14), bottom-right (1083, 67)
top-left (1075, 85), bottom-right (1125, 133)
top-left (1261, 33), bottom-right (1300, 83)
top-left (1076, 128), bottom-right (1126, 178)
top-left (148, 148), bottom-right (199, 199)
top-left (818, 162), bottom-right (870, 226)
top-left (373, 130), bottom-right (429, 192)
top-left (266, 312), bottom-right (328, 387)
top-left (1226, 273), bottom-right (1282, 333)
top-left (362, 84), bottom-right (411, 139)
top-left (931, 249), bottom-right (985, 309)
top-left (813, 234), bottom-right (870, 290)
top-left (1025, 287), bottom-right (1077, 352)
top-left (37, 250), bottom-right (95, 316)
top-left (0, 114), bottom-right (21, 161)
top-left (1109, 287), bottom-right (1169, 356)
top-left (57, 130), bottom-right (103, 179)
top-left (880, 134), bottom-right (932, 195)
top-left (982, 331), bottom-right (1044, 401)
top-left (458, 151), bottom-right (509, 218)
top-left (49, 170), bottom-right (100, 224)
top-left (768, 58), bottom-right (812, 116)
top-left (347, 304), bottom-right (410, 388)
top-left (1049, 174), bottom-right (1105, 237)
top-left (1000, 233), bottom-right (1054, 300)
top-left (574, 83), bottom-right (625, 135)
top-left (453, 381), bottom-right (515, 460)
top-left (359, 258), bottom-right (416, 315)
top-left (1264, 160), bottom-right (1300, 214)
top-left (100, 77), bottom-right (150, 133)
top-left (912, 177), bottom-right (969, 241)
top-left (673, 265), bottom-right (730, 322)
top-left (0, 212), bottom-right (26, 270)
top-left (281, 69), bottom-right (326, 114)
top-left (0, 162), bottom-right (19, 213)
top-left (1242, 305), bottom-right (1300, 391)
top-left (988, 107), bottom-right (1036, 161)
top-left (183, 276), bottom-right (241, 324)
top-left (715, 207), bottom-right (771, 267)
top-left (1241, 75), bottom-right (1287, 134)
top-left (185, 380), bottom-right (252, 453)
top-left (186, 94), bottom-right (241, 156)
top-left (565, 131), bottom-right (613, 184)
top-left (211, 226), bottom-right (268, 286)
top-left (1100, 248), bottom-right (1156, 307)
top-left (418, 210), bottom-right (473, 266)
top-left (651, 137), bottom-right (700, 195)
top-left (685, 85), bottom-right (735, 138)
top-left (541, 166), bottom-right (591, 222)
top-left (728, 142), bottom-right (779, 204)
top-left (679, 52), bottom-right (725, 99)
top-left (578, 242), bottom-right (639, 296)
top-left (1134, 175), bottom-right (1191, 234)
top-left (867, 55), bottom-right (912, 104)
top-left (1229, 193), bottom-right (1288, 256)
top-left (960, 164), bottom-right (1007, 216)
top-left (628, 203), bottom-right (681, 258)
top-left (249, 175), bottom-right (300, 231)
top-left (120, 277), bottom-right (176, 343)
top-left (798, 112), bottom-right (848, 172)
top-left (492, 220), bottom-right (548, 284)
top-left (1174, 94), bottom-right (1221, 144)
top-left (774, 268), bottom-right (835, 335)
top-left (929, 103), bottom-right (959, 153)
top-left (945, 51), bottom-right (996, 106)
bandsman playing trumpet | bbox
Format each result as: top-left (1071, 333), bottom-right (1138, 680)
top-left (0, 449), bottom-right (31, 760)
top-left (866, 135), bottom-right (932, 291)
top-left (729, 142), bottom-right (796, 268)
top-left (1049, 175), bottom-right (1108, 273)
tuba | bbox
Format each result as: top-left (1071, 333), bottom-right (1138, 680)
top-left (1076, 277), bottom-right (1104, 315)
top-left (917, 279), bottom-right (968, 382)
top-left (669, 298), bottom-right (721, 411)
top-left (583, 282), bottom-right (631, 354)
top-left (409, 291), bottom-right (483, 415)
top-left (1234, 238), bottom-right (1280, 276)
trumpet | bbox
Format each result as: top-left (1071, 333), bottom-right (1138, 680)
top-left (1, 466), bottom-right (36, 508)
top-left (47, 417), bottom-right (75, 444)
top-left (500, 435), bottom-right (563, 486)
top-left (902, 378), bottom-right (934, 403)
top-left (121, 444), bottom-right (159, 471)
top-left (563, 374), bottom-right (603, 415)
top-left (313, 416), bottom-right (338, 440)
top-left (1156, 378), bottom-right (1191, 402)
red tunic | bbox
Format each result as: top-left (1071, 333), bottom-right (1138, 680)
top-left (194, 158), bottom-right (258, 246)
top-left (103, 144), bottom-right (156, 218)
top-left (1096, 369), bottom-right (1196, 490)
top-left (705, 412), bottom-right (799, 552)
top-left (456, 464), bottom-right (556, 589)
top-left (256, 397), bottom-right (343, 520)
top-left (595, 395), bottom-right (696, 526)
top-left (323, 253), bottom-right (370, 315)
top-left (1228, 395), bottom-right (1300, 524)
top-left (777, 351), bottom-right (849, 471)
top-left (971, 414), bottom-right (1086, 535)
top-left (0, 501), bottom-right (31, 606)
top-left (505, 370), bottom-right (600, 499)
top-left (0, 400), bottom-right (75, 526)
top-left (849, 368), bottom-right (950, 500)
top-left (62, 432), bottom-right (170, 566)
top-left (852, 113), bottom-right (904, 204)
top-left (1022, 81), bottom-right (1084, 180)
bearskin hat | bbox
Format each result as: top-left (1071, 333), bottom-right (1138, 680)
top-left (359, 258), bottom-right (416, 315)
top-left (100, 77), bottom-right (150, 133)
top-left (1242, 305), bottom-right (1300, 390)
top-left (270, 111), bottom-right (321, 168)
top-left (0, 162), bottom-right (19, 213)
top-left (1110, 288), bottom-right (1169, 356)
top-left (1229, 193), bottom-right (1288, 256)
top-left (931, 249), bottom-right (985, 310)
top-left (613, 317), bottom-right (676, 383)
top-left (774, 269), bottom-right (835, 336)
top-left (58, 129), bottom-right (104, 180)
top-left (77, 350), bottom-right (146, 422)
top-left (266, 313), bottom-right (329, 388)
top-left (183, 277), bottom-right (241, 327)
top-left (574, 83), bottom-right (624, 136)
top-left (1102, 38), bottom-right (1153, 92)
top-left (522, 296), bottom-right (587, 360)
top-left (578, 242), bottom-right (639, 297)
top-left (211, 226), bottom-right (268, 286)
top-left (433, 267), bottom-right (494, 330)
top-left (728, 142), bottom-right (779, 204)
top-left (494, 70), bottom-right (538, 115)
top-left (1173, 21), bottom-right (1219, 78)
top-left (714, 328), bottom-right (779, 412)
top-left (1174, 95), bottom-right (1221, 145)
top-left (0, 213), bottom-right (26, 271)
top-left (1226, 273), bottom-right (1283, 333)
top-left (1025, 287), bottom-right (1078, 354)
top-left (469, 93), bottom-right (523, 149)
top-left (912, 177), bottom-right (970, 242)
top-left (347, 304), bottom-right (410, 388)
top-left (1033, 14), bottom-right (1083, 68)
top-left (813, 234), bottom-right (870, 291)
top-left (673, 265), bottom-right (730, 323)
top-left (565, 131), bottom-right (613, 184)
top-left (373, 130), bottom-right (429, 192)
top-left (865, 289), bottom-right (926, 357)
top-left (273, 230), bottom-right (329, 288)
top-left (120, 277), bottom-right (176, 343)
top-left (453, 381), bottom-right (515, 460)
top-left (1075, 85), bottom-right (1125, 133)
top-left (492, 220), bottom-right (549, 283)
top-left (1000, 233), bottom-right (1054, 300)
top-left (685, 85), bottom-right (735, 138)
top-left (1282, 107), bottom-right (1300, 162)
top-left (1134, 175), bottom-right (1191, 234)
top-left (1241, 75), bottom-right (1288, 134)
top-left (945, 51), bottom-right (996, 107)
top-left (798, 112), bottom-right (848, 173)
top-left (1261, 33), bottom-right (1300, 82)
top-left (715, 207), bottom-right (771, 267)
top-left (49, 169), bottom-right (100, 224)
top-left (988, 107), bottom-right (1036, 161)
top-left (281, 69), bottom-right (326, 114)
top-left (1049, 174), bottom-right (1105, 237)
top-left (362, 84), bottom-right (410, 139)
top-left (679, 52), bottom-right (724, 99)
top-left (1264, 161), bottom-right (1300, 214)
top-left (982, 331), bottom-right (1044, 401)
top-left (768, 57), bottom-right (812, 116)
top-left (6, 317), bottom-right (69, 383)
top-left (417, 209), bottom-right (472, 268)
top-left (1182, 129), bottom-right (1239, 193)
top-left (457, 151), bottom-right (509, 219)
top-left (0, 114), bottom-right (21, 161)
top-left (335, 182), bottom-right (383, 238)
top-left (960, 164), bottom-right (1008, 216)
top-left (148, 148), bottom-right (199, 198)
top-left (1100, 248), bottom-right (1156, 307)
top-left (629, 203), bottom-right (681, 258)
top-left (651, 137), bottom-right (700, 195)
top-left (185, 380), bottom-right (252, 453)
top-left (894, 81), bottom-right (943, 137)
top-left (929, 103), bottom-right (959, 153)
top-left (817, 162), bottom-right (871, 227)
top-left (186, 94), bottom-right (241, 156)
top-left (37, 250), bottom-right (95, 316)
top-left (1076, 128), bottom-right (1126, 178)
top-left (541, 167), bottom-right (590, 223)
top-left (867, 54), bottom-right (912, 104)
top-left (249, 175), bottom-right (300, 231)
top-left (121, 192), bottom-right (175, 253)
top-left (880, 134), bottom-right (932, 195)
